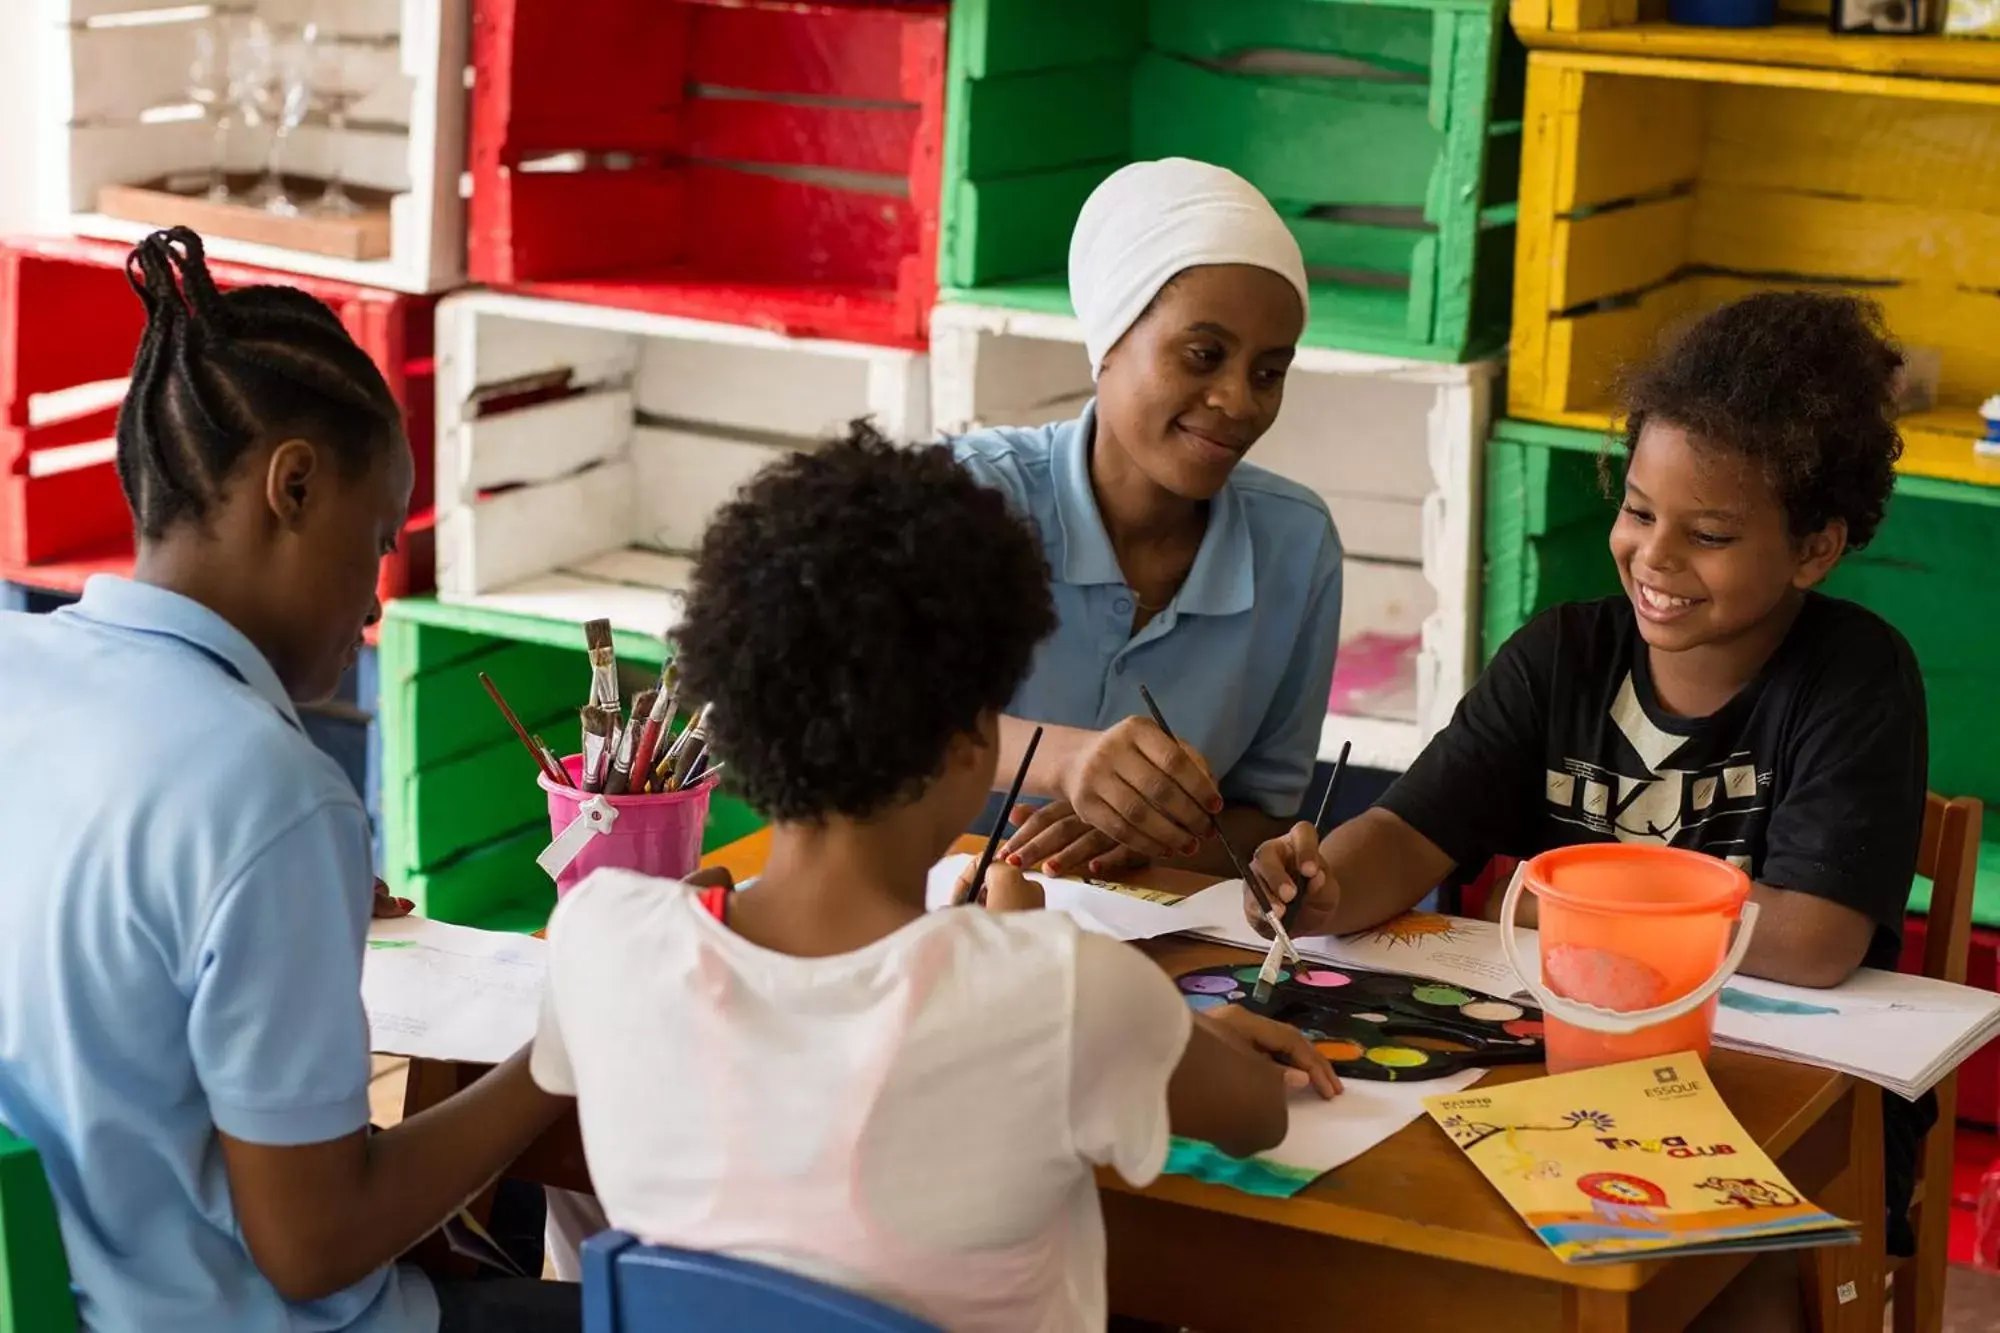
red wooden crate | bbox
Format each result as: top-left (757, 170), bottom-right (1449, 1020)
top-left (467, 0), bottom-right (947, 349)
top-left (0, 235), bottom-right (437, 606)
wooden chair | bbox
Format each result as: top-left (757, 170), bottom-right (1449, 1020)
top-left (1887, 792), bottom-right (1985, 1333)
top-left (0, 1125), bottom-right (77, 1333)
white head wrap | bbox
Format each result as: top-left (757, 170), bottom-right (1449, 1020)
top-left (1067, 158), bottom-right (1310, 378)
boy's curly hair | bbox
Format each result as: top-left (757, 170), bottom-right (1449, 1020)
top-left (1615, 291), bottom-right (1904, 550)
top-left (673, 422), bottom-right (1055, 823)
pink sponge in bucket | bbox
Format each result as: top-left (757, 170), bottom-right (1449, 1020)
top-left (1544, 944), bottom-right (1672, 1012)
top-left (540, 754), bottom-right (716, 897)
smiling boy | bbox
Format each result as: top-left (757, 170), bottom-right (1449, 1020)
top-left (1245, 293), bottom-right (1935, 1306)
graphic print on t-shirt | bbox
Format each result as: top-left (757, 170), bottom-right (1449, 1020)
top-left (1543, 674), bottom-right (1765, 869)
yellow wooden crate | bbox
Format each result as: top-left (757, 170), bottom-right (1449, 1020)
top-left (1512, 0), bottom-right (2000, 83)
top-left (1510, 50), bottom-right (2000, 489)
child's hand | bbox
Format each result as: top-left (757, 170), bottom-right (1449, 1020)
top-left (1245, 822), bottom-right (1336, 938)
top-left (371, 879), bottom-right (414, 919)
top-left (951, 861), bottom-right (1045, 913)
top-left (1204, 1006), bottom-right (1341, 1099)
top-left (1001, 799), bottom-right (1150, 878)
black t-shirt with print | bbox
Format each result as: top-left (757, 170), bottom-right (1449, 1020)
top-left (1381, 593), bottom-right (1928, 969)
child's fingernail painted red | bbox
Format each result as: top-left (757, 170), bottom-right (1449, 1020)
top-left (1006, 854), bottom-right (1022, 866)
top-left (1209, 798), bottom-right (1224, 813)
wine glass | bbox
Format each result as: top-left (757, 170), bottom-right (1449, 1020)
top-left (187, 18), bottom-right (232, 202)
top-left (258, 29), bottom-right (314, 217)
top-left (232, 17), bottom-right (282, 206)
top-left (303, 22), bottom-right (378, 217)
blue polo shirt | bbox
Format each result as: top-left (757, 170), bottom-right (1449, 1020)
top-left (0, 578), bottom-right (435, 1333)
top-left (953, 405), bottom-right (1343, 819)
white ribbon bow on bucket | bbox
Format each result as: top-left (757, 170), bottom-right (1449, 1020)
top-left (1497, 861), bottom-right (1761, 1036)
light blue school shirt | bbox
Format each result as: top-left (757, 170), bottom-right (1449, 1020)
top-left (953, 404), bottom-right (1344, 819)
top-left (0, 578), bottom-right (436, 1333)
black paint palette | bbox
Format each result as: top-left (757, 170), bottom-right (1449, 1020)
top-left (1174, 963), bottom-right (1547, 1082)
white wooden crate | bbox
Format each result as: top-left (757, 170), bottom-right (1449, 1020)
top-left (41, 0), bottom-right (465, 292)
top-left (930, 302), bottom-right (1497, 774)
top-left (436, 290), bottom-right (931, 634)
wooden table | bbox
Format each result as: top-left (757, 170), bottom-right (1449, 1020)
top-left (405, 832), bottom-right (1886, 1333)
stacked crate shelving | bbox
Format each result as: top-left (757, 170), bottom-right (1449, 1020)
top-left (42, 0), bottom-right (469, 293)
top-left (466, 0), bottom-right (948, 347)
top-left (0, 235), bottom-right (439, 603)
top-left (1507, 7), bottom-right (2000, 489)
top-left (939, 0), bottom-right (1524, 364)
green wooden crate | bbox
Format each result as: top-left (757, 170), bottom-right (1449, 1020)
top-left (939, 0), bottom-right (1524, 362)
top-left (377, 599), bottom-right (765, 932)
top-left (1484, 417), bottom-right (2000, 924)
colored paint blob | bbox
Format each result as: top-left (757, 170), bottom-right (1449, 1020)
top-left (1233, 965), bottom-right (1290, 985)
top-left (1295, 969), bottom-right (1351, 988)
top-left (1365, 1046), bottom-right (1430, 1069)
top-left (1185, 994), bottom-right (1230, 1012)
top-left (1315, 1039), bottom-right (1365, 1062)
top-left (1227, 991), bottom-right (1246, 1001)
top-left (1503, 1019), bottom-right (1546, 1039)
top-left (1179, 974), bottom-right (1236, 995)
top-left (1355, 1012), bottom-right (1389, 1024)
top-left (1413, 984), bottom-right (1473, 1007)
top-left (1460, 1000), bottom-right (1524, 1023)
top-left (1719, 988), bottom-right (1839, 1017)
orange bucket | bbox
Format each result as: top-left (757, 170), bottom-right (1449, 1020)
top-left (1498, 844), bottom-right (1757, 1074)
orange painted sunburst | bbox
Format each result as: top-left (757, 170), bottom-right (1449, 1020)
top-left (1365, 911), bottom-right (1464, 949)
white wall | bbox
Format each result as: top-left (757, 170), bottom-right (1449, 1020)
top-left (0, 5), bottom-right (40, 235)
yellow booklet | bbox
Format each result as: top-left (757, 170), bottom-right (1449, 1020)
top-left (1424, 1053), bottom-right (1857, 1264)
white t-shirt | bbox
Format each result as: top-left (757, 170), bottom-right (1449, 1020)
top-left (532, 869), bottom-right (1193, 1332)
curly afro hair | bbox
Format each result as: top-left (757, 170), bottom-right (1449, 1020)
top-left (672, 421), bottom-right (1056, 824)
top-left (1616, 291), bottom-right (1904, 550)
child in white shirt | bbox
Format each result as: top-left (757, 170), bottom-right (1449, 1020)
top-left (532, 424), bottom-right (1337, 1331)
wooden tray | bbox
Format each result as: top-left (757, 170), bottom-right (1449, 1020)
top-left (96, 175), bottom-right (392, 262)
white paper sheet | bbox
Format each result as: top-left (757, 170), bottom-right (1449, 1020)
top-left (1266, 1067), bottom-right (1484, 1176)
top-left (925, 854), bottom-right (1245, 942)
top-left (363, 917), bottom-right (546, 1064)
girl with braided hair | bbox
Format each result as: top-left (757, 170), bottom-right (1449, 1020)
top-left (0, 230), bottom-right (578, 1332)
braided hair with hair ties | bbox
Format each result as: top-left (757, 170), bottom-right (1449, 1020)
top-left (115, 227), bottom-right (405, 540)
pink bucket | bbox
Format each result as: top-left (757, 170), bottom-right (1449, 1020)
top-left (540, 754), bottom-right (716, 897)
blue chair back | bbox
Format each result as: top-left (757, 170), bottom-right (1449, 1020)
top-left (582, 1232), bottom-right (940, 1332)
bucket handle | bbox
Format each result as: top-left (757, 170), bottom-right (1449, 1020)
top-left (538, 795), bottom-right (619, 882)
top-left (1497, 861), bottom-right (1760, 1036)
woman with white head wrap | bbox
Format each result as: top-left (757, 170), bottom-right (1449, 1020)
top-left (951, 158), bottom-right (1345, 880)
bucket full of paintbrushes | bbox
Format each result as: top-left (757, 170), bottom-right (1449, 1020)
top-left (531, 628), bottom-right (723, 897)
top-left (539, 757), bottom-right (719, 898)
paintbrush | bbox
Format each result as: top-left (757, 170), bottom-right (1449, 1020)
top-left (959, 726), bottom-right (1043, 907)
top-left (1249, 742), bottom-right (1356, 1005)
top-left (579, 705), bottom-right (616, 794)
top-left (1313, 739), bottom-right (1352, 836)
top-left (1135, 685), bottom-right (1304, 973)
top-left (629, 670), bottom-right (677, 791)
top-left (530, 734), bottom-right (572, 787)
top-left (602, 711), bottom-right (641, 796)
top-left (479, 671), bottom-right (569, 787)
top-left (583, 618), bottom-right (618, 712)
top-left (657, 701), bottom-right (713, 791)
